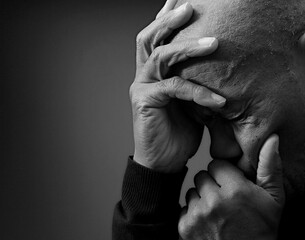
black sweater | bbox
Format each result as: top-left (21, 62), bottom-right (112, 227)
top-left (112, 158), bottom-right (305, 240)
top-left (112, 157), bottom-right (187, 240)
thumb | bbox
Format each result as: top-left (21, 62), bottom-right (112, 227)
top-left (256, 134), bottom-right (285, 206)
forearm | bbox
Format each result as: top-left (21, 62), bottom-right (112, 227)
top-left (112, 157), bottom-right (187, 240)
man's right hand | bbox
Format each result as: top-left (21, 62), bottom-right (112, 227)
top-left (130, 0), bottom-right (226, 173)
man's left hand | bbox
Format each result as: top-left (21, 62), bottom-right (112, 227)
top-left (178, 134), bottom-right (285, 240)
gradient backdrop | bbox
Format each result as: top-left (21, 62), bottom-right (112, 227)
top-left (1, 1), bottom-right (212, 239)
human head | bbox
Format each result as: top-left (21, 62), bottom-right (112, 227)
top-left (169, 0), bottom-right (305, 204)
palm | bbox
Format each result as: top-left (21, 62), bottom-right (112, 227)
top-left (167, 102), bottom-right (204, 160)
top-left (135, 101), bottom-right (204, 172)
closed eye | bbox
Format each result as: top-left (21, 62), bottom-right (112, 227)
top-left (216, 100), bottom-right (248, 122)
top-left (228, 110), bottom-right (248, 122)
top-left (218, 104), bottom-right (253, 125)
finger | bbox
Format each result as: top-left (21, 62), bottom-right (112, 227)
top-left (208, 119), bottom-right (243, 163)
top-left (185, 188), bottom-right (200, 208)
top-left (178, 206), bottom-right (188, 239)
top-left (256, 134), bottom-right (285, 206)
top-left (144, 77), bottom-right (226, 108)
top-left (208, 159), bottom-right (246, 187)
top-left (136, 2), bottom-right (193, 66)
top-left (156, 0), bottom-right (178, 19)
top-left (142, 37), bottom-right (218, 81)
top-left (179, 206), bottom-right (188, 219)
top-left (194, 170), bottom-right (219, 197)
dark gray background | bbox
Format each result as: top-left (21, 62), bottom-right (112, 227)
top-left (1, 1), bottom-right (212, 239)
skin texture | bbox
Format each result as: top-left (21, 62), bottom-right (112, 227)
top-left (179, 135), bottom-right (284, 240)
top-left (131, 3), bottom-right (227, 173)
top-left (169, 0), bottom-right (305, 209)
top-left (131, 1), bottom-right (286, 239)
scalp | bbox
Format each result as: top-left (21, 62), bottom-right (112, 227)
top-left (168, 0), bottom-right (305, 99)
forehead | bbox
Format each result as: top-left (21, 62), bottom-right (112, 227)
top-left (169, 0), bottom-right (296, 99)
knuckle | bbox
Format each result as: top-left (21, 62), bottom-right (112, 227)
top-left (194, 170), bottom-right (206, 188)
top-left (194, 85), bottom-right (207, 97)
top-left (158, 14), bottom-right (171, 28)
top-left (156, 80), bottom-right (167, 94)
top-left (129, 82), bottom-right (141, 102)
top-left (167, 77), bottom-right (184, 97)
top-left (156, 77), bottom-right (183, 96)
top-left (178, 222), bottom-right (188, 238)
top-left (178, 219), bottom-right (190, 239)
top-left (150, 46), bottom-right (163, 63)
top-left (206, 193), bottom-right (222, 210)
top-left (189, 206), bottom-right (203, 224)
top-left (129, 83), bottom-right (136, 99)
top-left (207, 160), bottom-right (216, 172)
top-left (136, 30), bottom-right (147, 48)
top-left (185, 188), bottom-right (197, 203)
top-left (224, 183), bottom-right (248, 201)
top-left (132, 99), bottom-right (150, 117)
top-left (156, 79), bottom-right (166, 89)
top-left (128, 85), bottom-right (147, 112)
top-left (207, 159), bottom-right (221, 172)
top-left (196, 193), bottom-right (223, 219)
top-left (168, 77), bottom-right (183, 90)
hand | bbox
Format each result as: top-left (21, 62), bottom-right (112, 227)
top-left (179, 134), bottom-right (285, 240)
top-left (130, 0), bottom-right (226, 173)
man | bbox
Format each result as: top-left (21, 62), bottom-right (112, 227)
top-left (113, 0), bottom-right (305, 239)
top-left (168, 0), bottom-right (305, 238)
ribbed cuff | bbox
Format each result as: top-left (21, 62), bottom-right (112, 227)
top-left (121, 156), bottom-right (187, 223)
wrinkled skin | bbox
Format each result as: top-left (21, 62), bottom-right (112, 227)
top-left (168, 0), bottom-right (305, 237)
top-left (169, 0), bottom-right (305, 198)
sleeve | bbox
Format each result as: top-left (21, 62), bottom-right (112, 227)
top-left (112, 157), bottom-right (187, 240)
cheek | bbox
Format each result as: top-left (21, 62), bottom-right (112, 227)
top-left (232, 100), bottom-right (284, 172)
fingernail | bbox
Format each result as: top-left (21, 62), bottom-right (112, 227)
top-left (211, 92), bottom-right (226, 105)
top-left (198, 37), bottom-right (218, 47)
top-left (163, 0), bottom-right (178, 10)
top-left (175, 2), bottom-right (189, 13)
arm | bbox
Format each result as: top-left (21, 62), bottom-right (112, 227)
top-left (112, 157), bottom-right (186, 240)
top-left (112, 0), bottom-right (226, 239)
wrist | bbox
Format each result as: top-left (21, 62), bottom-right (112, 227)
top-left (122, 157), bottom-right (188, 222)
top-left (133, 151), bottom-right (186, 173)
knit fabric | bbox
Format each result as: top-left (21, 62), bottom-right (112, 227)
top-left (112, 157), bottom-right (187, 240)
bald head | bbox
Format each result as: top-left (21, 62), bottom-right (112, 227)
top-left (169, 0), bottom-right (305, 207)
top-left (170, 0), bottom-right (305, 96)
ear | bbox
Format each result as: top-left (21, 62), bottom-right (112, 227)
top-left (299, 32), bottom-right (305, 53)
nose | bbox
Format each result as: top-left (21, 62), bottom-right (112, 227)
top-left (207, 118), bottom-right (243, 163)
